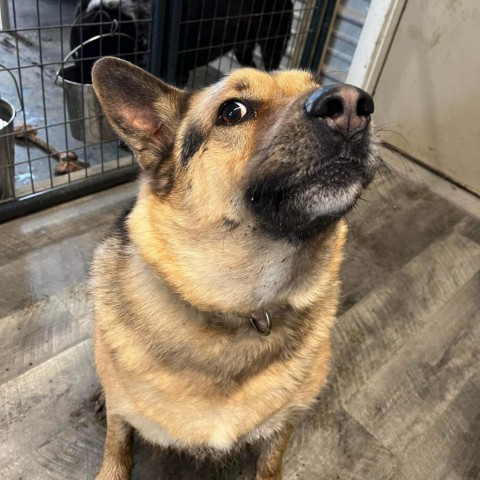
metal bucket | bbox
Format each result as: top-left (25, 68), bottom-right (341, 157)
top-left (0, 65), bottom-right (23, 201)
top-left (55, 33), bottom-right (132, 143)
top-left (0, 99), bottom-right (15, 201)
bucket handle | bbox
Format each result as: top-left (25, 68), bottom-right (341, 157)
top-left (55, 31), bottom-right (136, 85)
top-left (0, 63), bottom-right (24, 113)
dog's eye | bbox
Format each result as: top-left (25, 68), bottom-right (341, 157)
top-left (218, 101), bottom-right (249, 125)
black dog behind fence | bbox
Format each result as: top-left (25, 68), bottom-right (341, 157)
top-left (0, 0), bottom-right (341, 222)
top-left (71, 0), bottom-right (298, 86)
top-left (169, 0), bottom-right (295, 85)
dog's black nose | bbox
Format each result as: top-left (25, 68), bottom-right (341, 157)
top-left (305, 85), bottom-right (374, 140)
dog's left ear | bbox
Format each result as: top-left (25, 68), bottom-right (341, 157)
top-left (92, 57), bottom-right (188, 170)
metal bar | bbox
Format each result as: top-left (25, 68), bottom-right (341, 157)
top-left (36, 0), bottom-right (54, 191)
top-left (226, 0), bottom-right (248, 74)
top-left (334, 29), bottom-right (359, 47)
top-left (202, 0), bottom-right (222, 86)
top-left (311, 0), bottom-right (339, 74)
top-left (177, 9), bottom-right (297, 25)
top-left (0, 0), bottom-right (10, 30)
top-left (0, 50), bottom-right (151, 72)
top-left (58, 0), bottom-right (73, 186)
top-left (148, 0), bottom-right (166, 76)
top-left (0, 166), bottom-right (138, 224)
top-left (0, 18), bottom-right (151, 37)
top-left (188, 0), bottom-right (210, 88)
top-left (165, 0), bottom-right (183, 84)
top-left (213, 0), bottom-right (237, 78)
top-left (337, 5), bottom-right (366, 27)
top-left (327, 45), bottom-right (353, 63)
top-left (10, 0), bottom-right (34, 197)
top-left (299, 0), bottom-right (327, 68)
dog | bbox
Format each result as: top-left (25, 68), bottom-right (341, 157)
top-left (70, 0), bottom-right (292, 85)
top-left (90, 57), bottom-right (379, 479)
top-left (70, 0), bottom-right (150, 83)
top-left (176, 0), bottom-right (293, 85)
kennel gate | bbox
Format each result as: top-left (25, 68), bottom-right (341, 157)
top-left (0, 0), bottom-right (363, 222)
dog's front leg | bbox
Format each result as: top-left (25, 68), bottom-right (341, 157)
top-left (256, 424), bottom-right (294, 480)
top-left (96, 413), bottom-right (133, 480)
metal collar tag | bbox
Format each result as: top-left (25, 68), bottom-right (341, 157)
top-left (250, 311), bottom-right (272, 336)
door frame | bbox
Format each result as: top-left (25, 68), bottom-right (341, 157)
top-left (346, 0), bottom-right (407, 93)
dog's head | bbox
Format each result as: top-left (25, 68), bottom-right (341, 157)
top-left (93, 58), bottom-right (380, 312)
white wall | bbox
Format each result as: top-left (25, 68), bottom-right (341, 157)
top-left (373, 0), bottom-right (480, 195)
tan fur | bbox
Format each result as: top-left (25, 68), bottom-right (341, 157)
top-left (90, 58), bottom-right (374, 479)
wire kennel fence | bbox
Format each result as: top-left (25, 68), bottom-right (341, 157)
top-left (0, 0), bottom-right (357, 222)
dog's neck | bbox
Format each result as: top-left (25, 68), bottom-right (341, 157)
top-left (127, 233), bottom-right (303, 338)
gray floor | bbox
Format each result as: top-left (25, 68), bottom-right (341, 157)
top-left (1, 174), bottom-right (480, 479)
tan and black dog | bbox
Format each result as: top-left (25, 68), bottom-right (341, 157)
top-left (91, 57), bottom-right (380, 480)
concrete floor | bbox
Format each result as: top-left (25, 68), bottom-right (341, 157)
top-left (1, 173), bottom-right (480, 479)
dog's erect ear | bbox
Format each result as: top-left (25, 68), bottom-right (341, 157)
top-left (92, 57), bottom-right (188, 170)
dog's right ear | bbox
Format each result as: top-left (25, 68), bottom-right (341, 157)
top-left (92, 57), bottom-right (188, 170)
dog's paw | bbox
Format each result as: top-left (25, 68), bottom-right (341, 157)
top-left (95, 470), bottom-right (129, 480)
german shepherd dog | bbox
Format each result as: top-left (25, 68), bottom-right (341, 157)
top-left (91, 57), bottom-right (379, 479)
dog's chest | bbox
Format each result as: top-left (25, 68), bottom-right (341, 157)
top-left (114, 358), bottom-right (319, 451)
top-left (121, 382), bottom-right (298, 452)
top-left (121, 401), bottom-right (290, 451)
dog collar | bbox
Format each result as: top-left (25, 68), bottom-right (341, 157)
top-left (207, 309), bottom-right (273, 336)
top-left (249, 311), bottom-right (272, 336)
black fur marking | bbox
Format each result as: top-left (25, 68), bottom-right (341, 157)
top-left (146, 142), bottom-right (176, 197)
top-left (181, 123), bottom-right (207, 167)
top-left (233, 80), bottom-right (250, 92)
top-left (223, 217), bottom-right (240, 232)
top-left (111, 200), bottom-right (136, 247)
top-left (177, 90), bottom-right (192, 117)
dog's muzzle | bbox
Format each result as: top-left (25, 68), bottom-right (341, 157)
top-left (245, 84), bottom-right (377, 242)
